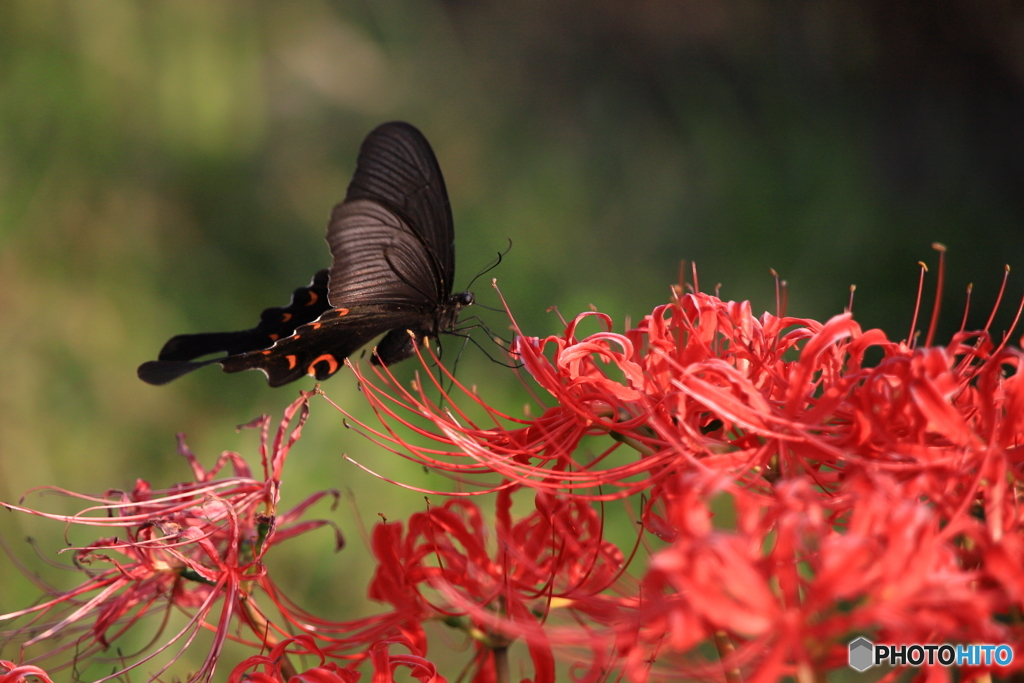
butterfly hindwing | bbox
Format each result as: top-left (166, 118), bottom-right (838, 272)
top-left (137, 270), bottom-right (331, 385)
top-left (217, 306), bottom-right (426, 387)
top-left (155, 270), bottom-right (330, 362)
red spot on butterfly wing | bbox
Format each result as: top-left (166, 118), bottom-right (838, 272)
top-left (281, 313), bottom-right (292, 322)
top-left (308, 354), bottom-right (339, 378)
top-left (306, 292), bottom-right (319, 306)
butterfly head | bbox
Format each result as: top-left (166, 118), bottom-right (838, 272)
top-left (432, 290), bottom-right (473, 335)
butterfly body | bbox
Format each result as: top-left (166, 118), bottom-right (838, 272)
top-left (138, 122), bottom-right (472, 387)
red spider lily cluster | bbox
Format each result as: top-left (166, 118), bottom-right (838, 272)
top-left (0, 396), bottom-right (347, 682)
top-left (334, 275), bottom-right (1024, 682)
top-left (4, 267), bottom-right (1024, 682)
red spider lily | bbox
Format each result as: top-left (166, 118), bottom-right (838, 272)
top-left (326, 275), bottom-right (1024, 682)
top-left (365, 284), bottom-right (1023, 488)
top-left (628, 473), bottom-right (1013, 682)
top-left (0, 391), bottom-right (344, 683)
top-left (361, 488), bottom-right (633, 683)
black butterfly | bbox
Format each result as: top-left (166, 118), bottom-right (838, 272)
top-left (138, 121), bottom-right (474, 387)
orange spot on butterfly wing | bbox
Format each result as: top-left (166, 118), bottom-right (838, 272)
top-left (334, 308), bottom-right (350, 316)
top-left (306, 292), bottom-right (319, 306)
top-left (307, 354), bottom-right (339, 378)
top-left (286, 355), bottom-right (297, 369)
top-left (281, 313), bottom-right (292, 322)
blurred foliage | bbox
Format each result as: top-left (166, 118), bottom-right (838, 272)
top-left (1, 0), bottom-right (1023, 677)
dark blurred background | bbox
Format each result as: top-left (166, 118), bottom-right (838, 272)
top-left (2, 0), bottom-right (1022, 675)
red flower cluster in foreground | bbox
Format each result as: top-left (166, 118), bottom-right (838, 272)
top-left (3, 276), bottom-right (1024, 682)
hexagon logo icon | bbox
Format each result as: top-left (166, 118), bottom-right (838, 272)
top-left (849, 637), bottom-right (874, 672)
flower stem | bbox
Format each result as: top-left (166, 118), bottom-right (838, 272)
top-left (493, 644), bottom-right (509, 683)
top-left (241, 596), bottom-right (297, 680)
top-left (714, 630), bottom-right (742, 683)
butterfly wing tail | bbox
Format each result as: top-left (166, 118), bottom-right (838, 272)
top-left (137, 358), bottom-right (220, 385)
top-left (141, 346), bottom-right (333, 388)
top-left (139, 347), bottom-right (319, 388)
top-left (158, 331), bottom-right (267, 361)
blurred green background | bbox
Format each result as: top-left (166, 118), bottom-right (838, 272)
top-left (2, 0), bottom-right (1022, 677)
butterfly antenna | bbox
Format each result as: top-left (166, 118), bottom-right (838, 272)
top-left (464, 238), bottom-right (512, 291)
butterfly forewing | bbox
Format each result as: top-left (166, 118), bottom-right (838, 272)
top-left (327, 200), bottom-right (443, 308)
top-left (330, 122), bottom-right (455, 307)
